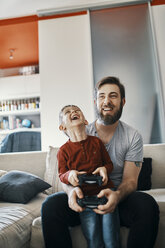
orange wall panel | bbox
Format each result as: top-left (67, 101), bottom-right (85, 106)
top-left (151, 0), bottom-right (165, 5)
top-left (0, 16), bottom-right (38, 69)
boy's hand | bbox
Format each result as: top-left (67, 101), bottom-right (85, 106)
top-left (68, 170), bottom-right (86, 186)
top-left (92, 166), bottom-right (108, 186)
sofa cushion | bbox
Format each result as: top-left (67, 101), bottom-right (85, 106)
top-left (143, 144), bottom-right (165, 189)
top-left (30, 217), bottom-right (129, 248)
top-left (0, 169), bottom-right (7, 177)
top-left (44, 146), bottom-right (63, 194)
top-left (0, 170), bottom-right (51, 203)
top-left (30, 217), bottom-right (45, 248)
top-left (137, 157), bottom-right (152, 190)
top-left (0, 206), bottom-right (33, 248)
top-left (0, 193), bottom-right (47, 248)
top-left (143, 188), bottom-right (165, 248)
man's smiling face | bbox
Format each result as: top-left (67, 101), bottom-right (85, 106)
top-left (96, 84), bottom-right (125, 125)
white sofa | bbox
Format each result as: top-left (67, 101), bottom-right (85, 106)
top-left (0, 143), bottom-right (165, 248)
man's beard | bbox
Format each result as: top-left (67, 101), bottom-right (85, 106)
top-left (96, 101), bottom-right (123, 125)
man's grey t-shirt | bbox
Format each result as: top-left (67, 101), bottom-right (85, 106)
top-left (86, 120), bottom-right (143, 187)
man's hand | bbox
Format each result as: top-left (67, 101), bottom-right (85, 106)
top-left (93, 188), bottom-right (119, 215)
top-left (68, 186), bottom-right (84, 212)
top-left (68, 170), bottom-right (86, 186)
top-left (92, 166), bottom-right (108, 186)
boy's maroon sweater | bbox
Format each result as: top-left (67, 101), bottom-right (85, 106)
top-left (57, 135), bottom-right (114, 195)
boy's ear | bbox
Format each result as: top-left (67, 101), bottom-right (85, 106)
top-left (59, 124), bottom-right (66, 131)
top-left (84, 120), bottom-right (88, 125)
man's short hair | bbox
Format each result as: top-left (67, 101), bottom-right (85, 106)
top-left (94, 76), bottom-right (125, 100)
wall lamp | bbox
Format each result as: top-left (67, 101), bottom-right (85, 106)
top-left (9, 49), bottom-right (15, 60)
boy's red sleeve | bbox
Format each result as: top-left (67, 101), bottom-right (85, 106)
top-left (99, 139), bottom-right (113, 174)
top-left (57, 148), bottom-right (71, 184)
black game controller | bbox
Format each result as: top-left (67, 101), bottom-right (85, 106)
top-left (77, 195), bottom-right (108, 209)
top-left (78, 174), bottom-right (103, 186)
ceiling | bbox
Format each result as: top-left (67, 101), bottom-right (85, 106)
top-left (0, 0), bottom-right (161, 20)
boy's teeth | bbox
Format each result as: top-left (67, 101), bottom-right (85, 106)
top-left (72, 115), bottom-right (79, 120)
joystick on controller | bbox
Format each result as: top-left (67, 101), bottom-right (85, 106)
top-left (78, 174), bottom-right (103, 186)
top-left (77, 195), bottom-right (108, 209)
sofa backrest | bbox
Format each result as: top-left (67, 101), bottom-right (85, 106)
top-left (0, 151), bottom-right (47, 179)
top-left (143, 143), bottom-right (165, 189)
top-left (0, 143), bottom-right (164, 190)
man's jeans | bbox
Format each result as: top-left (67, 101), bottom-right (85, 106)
top-left (80, 207), bottom-right (121, 248)
top-left (41, 191), bottom-right (159, 248)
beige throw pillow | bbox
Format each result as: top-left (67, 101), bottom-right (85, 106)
top-left (44, 146), bottom-right (63, 195)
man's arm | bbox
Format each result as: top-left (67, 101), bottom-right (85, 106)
top-left (61, 182), bottom-right (84, 212)
top-left (94, 161), bottom-right (142, 214)
top-left (116, 160), bottom-right (142, 202)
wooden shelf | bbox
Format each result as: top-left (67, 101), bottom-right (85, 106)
top-left (0, 127), bottom-right (41, 135)
top-left (0, 94), bottom-right (40, 102)
top-left (0, 108), bottom-right (40, 116)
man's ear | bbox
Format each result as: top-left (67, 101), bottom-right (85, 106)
top-left (122, 98), bottom-right (126, 107)
top-left (84, 120), bottom-right (88, 125)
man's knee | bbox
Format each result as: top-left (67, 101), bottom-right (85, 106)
top-left (141, 192), bottom-right (159, 226)
top-left (119, 191), bottom-right (159, 226)
top-left (42, 192), bottom-right (68, 215)
top-left (135, 192), bottom-right (159, 219)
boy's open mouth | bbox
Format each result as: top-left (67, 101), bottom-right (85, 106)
top-left (71, 115), bottom-right (79, 120)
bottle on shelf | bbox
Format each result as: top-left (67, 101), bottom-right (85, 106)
top-left (9, 100), bottom-right (11, 111)
top-left (17, 100), bottom-right (21, 110)
top-left (28, 99), bottom-right (32, 110)
top-left (11, 100), bottom-right (14, 111)
top-left (21, 99), bottom-right (25, 110)
top-left (13, 101), bottom-right (16, 111)
top-left (2, 101), bottom-right (5, 111)
top-left (15, 101), bottom-right (18, 110)
top-left (25, 99), bottom-right (28, 110)
top-left (36, 98), bottom-right (40, 109)
top-left (5, 101), bottom-right (9, 112)
top-left (32, 98), bottom-right (36, 109)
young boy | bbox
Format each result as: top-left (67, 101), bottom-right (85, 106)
top-left (57, 104), bottom-right (120, 248)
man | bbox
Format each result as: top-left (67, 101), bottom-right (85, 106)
top-left (42, 76), bottom-right (159, 248)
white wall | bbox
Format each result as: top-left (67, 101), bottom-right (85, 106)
top-left (39, 12), bottom-right (95, 150)
top-left (0, 74), bottom-right (40, 99)
top-left (152, 4), bottom-right (165, 109)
